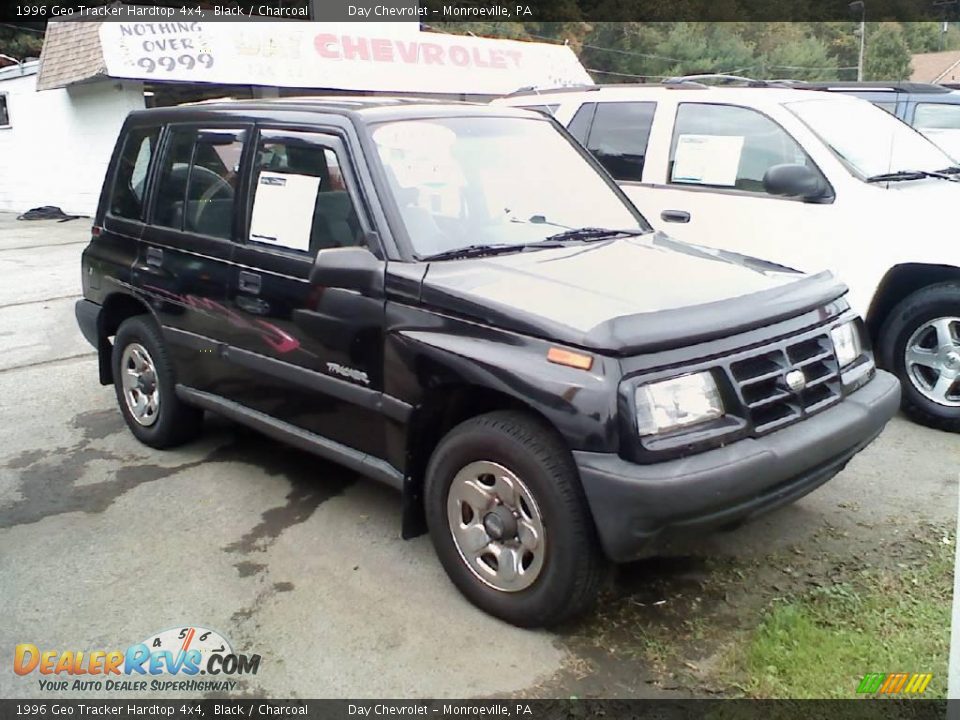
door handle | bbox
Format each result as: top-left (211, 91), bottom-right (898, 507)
top-left (145, 247), bottom-right (163, 267)
top-left (661, 210), bottom-right (691, 223)
top-left (238, 271), bottom-right (262, 295)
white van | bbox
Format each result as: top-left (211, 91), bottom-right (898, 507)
top-left (496, 83), bottom-right (960, 431)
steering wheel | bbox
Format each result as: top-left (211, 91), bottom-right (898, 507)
top-left (191, 167), bottom-right (235, 230)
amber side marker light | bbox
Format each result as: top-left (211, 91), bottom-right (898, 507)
top-left (547, 347), bottom-right (594, 370)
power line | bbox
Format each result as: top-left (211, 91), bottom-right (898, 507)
top-left (586, 68), bottom-right (673, 80)
top-left (425, 24), bottom-right (861, 76)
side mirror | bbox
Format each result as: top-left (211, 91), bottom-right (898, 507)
top-left (762, 163), bottom-right (831, 202)
top-left (309, 245), bottom-right (382, 292)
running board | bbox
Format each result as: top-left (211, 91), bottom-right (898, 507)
top-left (176, 385), bottom-right (403, 490)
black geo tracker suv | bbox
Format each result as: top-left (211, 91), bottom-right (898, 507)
top-left (75, 98), bottom-right (900, 626)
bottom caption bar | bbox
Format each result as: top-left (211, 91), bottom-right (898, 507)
top-left (0, 699), bottom-right (948, 719)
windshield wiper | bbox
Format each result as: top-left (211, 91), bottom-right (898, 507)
top-left (866, 169), bottom-right (959, 183)
top-left (417, 228), bottom-right (646, 262)
top-left (418, 244), bottom-right (523, 262)
top-left (543, 227), bottom-right (646, 242)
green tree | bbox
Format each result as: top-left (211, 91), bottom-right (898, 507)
top-left (901, 22), bottom-right (942, 53)
top-left (864, 22), bottom-right (912, 80)
top-left (656, 22), bottom-right (756, 77)
top-left (762, 36), bottom-right (836, 80)
top-left (0, 27), bottom-right (44, 65)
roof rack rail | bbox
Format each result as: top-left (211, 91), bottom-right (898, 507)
top-left (504, 84), bottom-right (598, 98)
top-left (797, 81), bottom-right (951, 94)
top-left (665, 73), bottom-right (792, 88)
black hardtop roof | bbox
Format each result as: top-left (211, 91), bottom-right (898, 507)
top-left (126, 96), bottom-right (535, 126)
top-left (797, 81), bottom-right (952, 94)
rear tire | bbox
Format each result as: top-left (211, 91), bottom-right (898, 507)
top-left (424, 411), bottom-right (605, 627)
top-left (878, 283), bottom-right (960, 433)
top-left (112, 315), bottom-right (204, 449)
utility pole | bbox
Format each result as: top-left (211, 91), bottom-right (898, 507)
top-left (850, 1), bottom-right (866, 81)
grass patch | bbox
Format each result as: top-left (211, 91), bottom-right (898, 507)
top-left (728, 528), bottom-right (954, 699)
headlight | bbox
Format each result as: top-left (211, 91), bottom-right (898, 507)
top-left (830, 321), bottom-right (862, 368)
top-left (635, 371), bottom-right (724, 436)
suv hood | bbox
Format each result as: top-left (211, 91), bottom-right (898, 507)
top-left (418, 233), bottom-right (847, 355)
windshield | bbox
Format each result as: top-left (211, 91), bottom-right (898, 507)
top-left (370, 116), bottom-right (647, 258)
top-left (785, 98), bottom-right (955, 180)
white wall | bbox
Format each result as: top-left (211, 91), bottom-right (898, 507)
top-left (0, 73), bottom-right (144, 217)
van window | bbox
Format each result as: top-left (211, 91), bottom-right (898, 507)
top-left (669, 103), bottom-right (813, 194)
top-left (110, 127), bottom-right (159, 221)
top-left (153, 128), bottom-right (243, 240)
top-left (0, 93), bottom-right (9, 127)
top-left (249, 131), bottom-right (363, 254)
top-left (586, 102), bottom-right (656, 182)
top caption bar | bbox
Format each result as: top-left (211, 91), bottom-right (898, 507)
top-left (4, 0), bottom-right (960, 23)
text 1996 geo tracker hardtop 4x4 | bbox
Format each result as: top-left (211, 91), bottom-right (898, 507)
top-left (75, 99), bottom-right (899, 626)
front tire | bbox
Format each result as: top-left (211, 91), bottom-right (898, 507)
top-left (879, 283), bottom-right (960, 432)
top-left (424, 411), bottom-right (604, 627)
top-left (112, 315), bottom-right (204, 448)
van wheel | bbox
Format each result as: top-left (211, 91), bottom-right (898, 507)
top-left (424, 411), bottom-right (604, 627)
top-left (879, 283), bottom-right (960, 432)
top-left (112, 316), bottom-right (204, 449)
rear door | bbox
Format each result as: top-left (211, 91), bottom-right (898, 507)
top-left (96, 124), bottom-right (159, 301)
top-left (138, 123), bottom-right (251, 393)
top-left (221, 127), bottom-right (389, 459)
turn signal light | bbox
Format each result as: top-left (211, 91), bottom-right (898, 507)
top-left (547, 347), bottom-right (593, 370)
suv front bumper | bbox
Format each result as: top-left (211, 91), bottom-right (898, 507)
top-left (574, 369), bottom-right (900, 562)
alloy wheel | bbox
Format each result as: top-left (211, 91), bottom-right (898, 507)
top-left (904, 316), bottom-right (960, 407)
top-left (446, 460), bottom-right (546, 593)
top-left (120, 342), bottom-right (161, 426)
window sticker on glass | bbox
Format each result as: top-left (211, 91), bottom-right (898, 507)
top-left (249, 171), bottom-right (321, 252)
top-left (671, 134), bottom-right (745, 187)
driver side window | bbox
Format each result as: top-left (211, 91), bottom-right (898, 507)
top-left (669, 103), bottom-right (815, 195)
top-left (153, 127), bottom-right (244, 240)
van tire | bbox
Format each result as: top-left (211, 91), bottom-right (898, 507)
top-left (878, 283), bottom-right (960, 433)
top-left (112, 315), bottom-right (204, 448)
top-left (424, 411), bottom-right (605, 627)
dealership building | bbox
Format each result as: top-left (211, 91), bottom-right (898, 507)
top-left (0, 21), bottom-right (591, 216)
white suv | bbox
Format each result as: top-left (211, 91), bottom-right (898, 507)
top-left (496, 82), bottom-right (960, 432)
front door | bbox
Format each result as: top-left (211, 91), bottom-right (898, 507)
top-left (222, 127), bottom-right (388, 460)
top-left (624, 101), bottom-right (840, 275)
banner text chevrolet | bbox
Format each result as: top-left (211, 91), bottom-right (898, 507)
top-left (497, 84), bottom-right (960, 431)
top-left (75, 99), bottom-right (899, 626)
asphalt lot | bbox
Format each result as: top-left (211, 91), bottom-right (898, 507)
top-left (1, 212), bottom-right (958, 699)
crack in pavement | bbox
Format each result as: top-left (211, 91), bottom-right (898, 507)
top-left (0, 352), bottom-right (97, 375)
top-left (0, 294), bottom-right (82, 310)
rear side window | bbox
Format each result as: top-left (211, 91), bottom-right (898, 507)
top-left (669, 103), bottom-right (814, 194)
top-left (110, 127), bottom-right (159, 221)
top-left (585, 102), bottom-right (656, 182)
top-left (249, 131), bottom-right (363, 254)
top-left (153, 128), bottom-right (244, 240)
top-left (0, 93), bottom-right (10, 127)
top-left (518, 104), bottom-right (559, 116)
top-left (566, 102), bottom-right (596, 144)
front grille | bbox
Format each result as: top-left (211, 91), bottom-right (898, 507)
top-left (728, 330), bottom-right (841, 435)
